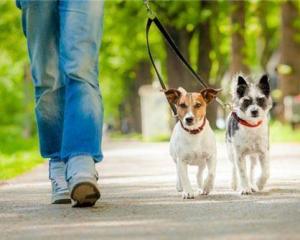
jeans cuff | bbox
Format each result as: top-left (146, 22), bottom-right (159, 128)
top-left (63, 152), bottom-right (103, 163)
top-left (49, 157), bottom-right (64, 163)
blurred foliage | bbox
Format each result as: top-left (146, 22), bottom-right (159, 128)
top-left (0, 126), bottom-right (42, 180)
top-left (0, 0), bottom-right (285, 128)
top-left (0, 0), bottom-right (290, 126)
top-left (269, 121), bottom-right (300, 143)
top-left (0, 1), bottom-right (27, 125)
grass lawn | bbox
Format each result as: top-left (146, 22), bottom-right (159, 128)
top-left (0, 126), bottom-right (43, 181)
top-left (0, 151), bottom-right (42, 180)
top-left (269, 121), bottom-right (300, 143)
top-left (215, 120), bottom-right (300, 143)
top-left (111, 121), bottom-right (300, 143)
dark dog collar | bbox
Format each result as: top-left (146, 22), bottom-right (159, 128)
top-left (180, 117), bottom-right (206, 135)
top-left (232, 112), bottom-right (263, 128)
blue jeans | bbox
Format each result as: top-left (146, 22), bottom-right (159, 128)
top-left (18, 0), bottom-right (104, 162)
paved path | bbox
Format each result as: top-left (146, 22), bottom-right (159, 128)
top-left (0, 141), bottom-right (300, 240)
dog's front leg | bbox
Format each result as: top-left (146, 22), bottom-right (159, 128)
top-left (202, 154), bottom-right (216, 195)
top-left (177, 159), bottom-right (194, 199)
top-left (249, 155), bottom-right (258, 192)
top-left (196, 164), bottom-right (205, 193)
top-left (176, 168), bottom-right (183, 192)
top-left (257, 151), bottom-right (270, 191)
top-left (236, 154), bottom-right (252, 195)
top-left (227, 145), bottom-right (239, 191)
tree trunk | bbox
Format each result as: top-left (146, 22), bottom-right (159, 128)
top-left (197, 0), bottom-right (217, 128)
top-left (165, 25), bottom-right (196, 91)
top-left (210, 1), bottom-right (229, 80)
top-left (197, 0), bottom-right (212, 81)
top-left (230, 1), bottom-right (249, 77)
top-left (127, 60), bottom-right (152, 133)
top-left (279, 1), bottom-right (300, 97)
top-left (257, 1), bottom-right (276, 69)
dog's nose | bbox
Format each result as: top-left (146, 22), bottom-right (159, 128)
top-left (251, 110), bottom-right (259, 117)
top-left (185, 117), bottom-right (194, 124)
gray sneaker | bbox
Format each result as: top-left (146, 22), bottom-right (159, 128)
top-left (49, 160), bottom-right (71, 204)
top-left (66, 156), bottom-right (101, 207)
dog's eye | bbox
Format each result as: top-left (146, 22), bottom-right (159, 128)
top-left (179, 103), bottom-right (187, 108)
top-left (243, 98), bottom-right (252, 106)
top-left (257, 97), bottom-right (265, 106)
top-left (194, 103), bottom-right (202, 108)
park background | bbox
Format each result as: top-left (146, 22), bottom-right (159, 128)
top-left (1, 0), bottom-right (300, 180)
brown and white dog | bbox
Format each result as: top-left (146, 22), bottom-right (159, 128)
top-left (165, 87), bottom-right (221, 199)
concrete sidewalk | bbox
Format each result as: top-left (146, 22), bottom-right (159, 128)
top-left (0, 141), bottom-right (300, 240)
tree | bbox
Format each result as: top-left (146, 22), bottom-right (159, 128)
top-left (152, 1), bottom-right (199, 91)
top-left (197, 0), bottom-right (217, 128)
top-left (197, 0), bottom-right (213, 81)
top-left (257, 1), bottom-right (280, 69)
top-left (127, 61), bottom-right (152, 133)
top-left (165, 23), bottom-right (195, 90)
top-left (100, 0), bottom-right (153, 132)
top-left (230, 0), bottom-right (249, 77)
top-left (278, 0), bottom-right (300, 97)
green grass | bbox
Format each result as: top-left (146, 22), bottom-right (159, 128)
top-left (109, 132), bottom-right (143, 141)
top-left (269, 121), bottom-right (300, 143)
top-left (0, 151), bottom-right (42, 180)
top-left (216, 121), bottom-right (300, 143)
top-left (110, 121), bottom-right (300, 144)
top-left (0, 126), bottom-right (43, 180)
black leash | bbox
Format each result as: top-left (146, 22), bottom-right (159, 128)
top-left (146, 18), bottom-right (209, 90)
top-left (146, 18), bottom-right (177, 116)
top-left (144, 0), bottom-right (231, 114)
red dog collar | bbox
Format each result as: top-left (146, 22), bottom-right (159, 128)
top-left (232, 112), bottom-right (263, 128)
top-left (180, 117), bottom-right (206, 135)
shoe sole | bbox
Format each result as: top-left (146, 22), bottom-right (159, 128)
top-left (52, 198), bottom-right (72, 204)
top-left (70, 182), bottom-right (100, 208)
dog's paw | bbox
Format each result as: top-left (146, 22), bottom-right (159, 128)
top-left (250, 185), bottom-right (257, 193)
top-left (231, 181), bottom-right (238, 191)
top-left (240, 187), bottom-right (254, 195)
top-left (176, 183), bottom-right (183, 192)
top-left (201, 191), bottom-right (209, 195)
top-left (195, 188), bottom-right (203, 196)
top-left (256, 180), bottom-right (266, 191)
top-left (182, 191), bottom-right (194, 199)
top-left (202, 187), bottom-right (212, 195)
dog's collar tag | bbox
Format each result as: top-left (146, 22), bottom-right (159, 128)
top-left (180, 118), bottom-right (206, 135)
top-left (232, 112), bottom-right (263, 128)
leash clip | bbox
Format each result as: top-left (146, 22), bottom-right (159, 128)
top-left (216, 97), bottom-right (232, 111)
top-left (223, 103), bottom-right (233, 111)
top-left (144, 0), bottom-right (155, 19)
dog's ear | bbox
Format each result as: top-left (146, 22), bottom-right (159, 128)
top-left (258, 74), bottom-right (270, 97)
top-left (237, 75), bottom-right (247, 86)
top-left (236, 75), bottom-right (248, 98)
top-left (201, 88), bottom-right (222, 104)
top-left (163, 89), bottom-right (182, 104)
top-left (177, 87), bottom-right (187, 95)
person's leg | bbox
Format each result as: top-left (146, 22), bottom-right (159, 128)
top-left (58, 0), bottom-right (104, 207)
top-left (18, 0), bottom-right (70, 203)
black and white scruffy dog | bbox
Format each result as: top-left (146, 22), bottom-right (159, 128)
top-left (226, 74), bottom-right (272, 195)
